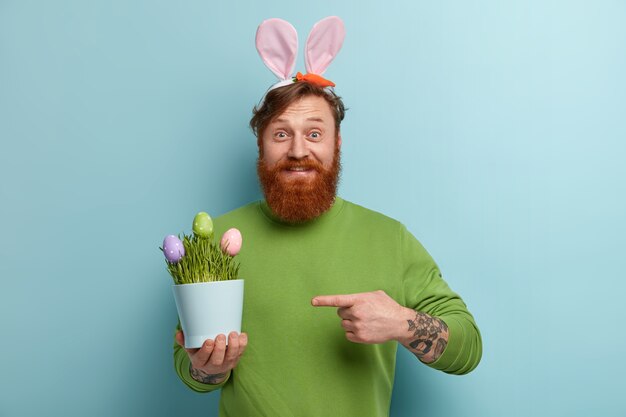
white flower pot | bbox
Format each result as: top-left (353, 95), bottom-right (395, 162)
top-left (172, 279), bottom-right (244, 348)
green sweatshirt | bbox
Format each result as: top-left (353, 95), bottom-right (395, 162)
top-left (173, 197), bottom-right (482, 417)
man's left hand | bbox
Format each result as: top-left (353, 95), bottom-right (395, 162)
top-left (312, 290), bottom-right (410, 344)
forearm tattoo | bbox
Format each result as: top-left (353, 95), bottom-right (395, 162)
top-left (406, 311), bottom-right (449, 363)
top-left (189, 364), bottom-right (228, 385)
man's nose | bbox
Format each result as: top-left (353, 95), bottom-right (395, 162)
top-left (287, 135), bottom-right (309, 159)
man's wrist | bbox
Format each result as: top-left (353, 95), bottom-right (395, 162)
top-left (188, 363), bottom-right (229, 385)
top-left (394, 306), bottom-right (419, 343)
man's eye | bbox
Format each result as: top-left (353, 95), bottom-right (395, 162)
top-left (275, 132), bottom-right (288, 139)
top-left (309, 132), bottom-right (321, 139)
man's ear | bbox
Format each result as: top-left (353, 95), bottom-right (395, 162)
top-left (337, 132), bottom-right (342, 147)
top-left (257, 137), bottom-right (263, 157)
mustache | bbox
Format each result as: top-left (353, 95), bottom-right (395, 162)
top-left (275, 158), bottom-right (324, 172)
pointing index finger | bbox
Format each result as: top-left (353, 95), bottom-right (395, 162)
top-left (312, 294), bottom-right (356, 307)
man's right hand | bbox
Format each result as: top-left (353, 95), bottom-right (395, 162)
top-left (175, 330), bottom-right (248, 385)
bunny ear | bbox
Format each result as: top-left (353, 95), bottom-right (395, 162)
top-left (256, 18), bottom-right (298, 80)
top-left (305, 16), bottom-right (345, 75)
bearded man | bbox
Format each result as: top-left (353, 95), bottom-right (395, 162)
top-left (172, 82), bottom-right (482, 417)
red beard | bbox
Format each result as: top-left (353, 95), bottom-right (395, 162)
top-left (257, 144), bottom-right (341, 224)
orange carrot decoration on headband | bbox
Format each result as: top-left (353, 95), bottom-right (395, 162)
top-left (294, 72), bottom-right (336, 88)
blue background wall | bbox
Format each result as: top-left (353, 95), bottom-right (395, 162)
top-left (1, 1), bottom-right (625, 416)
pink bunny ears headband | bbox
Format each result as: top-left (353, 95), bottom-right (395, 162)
top-left (256, 16), bottom-right (346, 97)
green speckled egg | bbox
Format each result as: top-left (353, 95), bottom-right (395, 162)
top-left (192, 212), bottom-right (213, 238)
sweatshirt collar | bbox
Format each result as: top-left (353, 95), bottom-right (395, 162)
top-left (260, 196), bottom-right (345, 227)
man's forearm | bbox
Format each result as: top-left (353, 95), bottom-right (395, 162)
top-left (396, 307), bottom-right (449, 364)
top-left (189, 364), bottom-right (229, 385)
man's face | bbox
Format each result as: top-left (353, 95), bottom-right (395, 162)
top-left (260, 95), bottom-right (341, 171)
top-left (257, 94), bottom-right (342, 223)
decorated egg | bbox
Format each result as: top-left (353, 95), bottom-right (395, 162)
top-left (220, 228), bottom-right (242, 256)
top-left (192, 212), bottom-right (213, 238)
top-left (162, 235), bottom-right (185, 263)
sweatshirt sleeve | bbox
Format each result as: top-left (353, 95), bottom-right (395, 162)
top-left (399, 224), bottom-right (482, 375)
top-left (173, 322), bottom-right (231, 393)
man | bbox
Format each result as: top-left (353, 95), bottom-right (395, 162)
top-left (173, 82), bottom-right (482, 417)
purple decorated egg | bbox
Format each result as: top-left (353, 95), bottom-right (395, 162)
top-left (163, 235), bottom-right (185, 263)
top-left (220, 228), bottom-right (242, 256)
